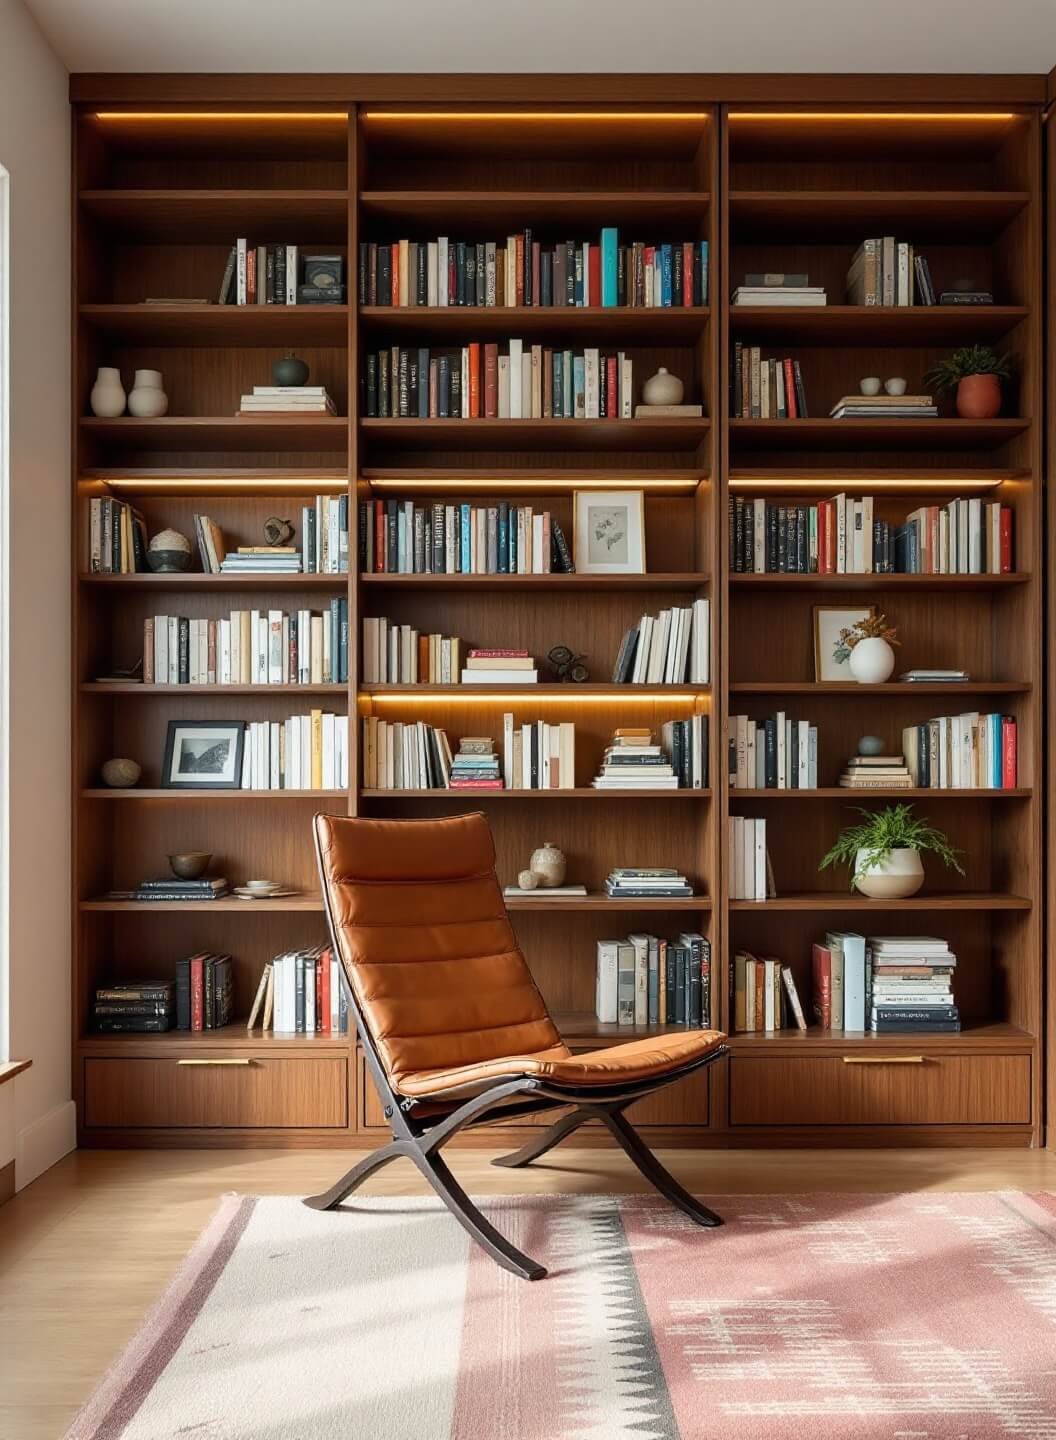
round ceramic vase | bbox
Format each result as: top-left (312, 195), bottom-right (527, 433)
top-left (90, 366), bottom-right (126, 417)
top-left (641, 368), bottom-right (683, 406)
top-left (853, 847), bottom-right (924, 899)
top-left (529, 842), bottom-right (567, 888)
top-left (956, 373), bottom-right (1001, 419)
top-left (848, 637), bottom-right (895, 684)
top-left (128, 369), bottom-right (169, 418)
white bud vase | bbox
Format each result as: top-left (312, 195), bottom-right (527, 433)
top-left (847, 636), bottom-right (895, 684)
top-left (127, 369), bottom-right (169, 418)
top-left (853, 847), bottom-right (924, 899)
top-left (89, 366), bottom-right (126, 418)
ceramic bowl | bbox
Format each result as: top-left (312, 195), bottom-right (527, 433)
top-left (168, 851), bottom-right (212, 880)
top-left (885, 377), bottom-right (908, 396)
top-left (244, 879), bottom-right (280, 892)
top-left (147, 550), bottom-right (191, 573)
top-left (859, 377), bottom-right (882, 396)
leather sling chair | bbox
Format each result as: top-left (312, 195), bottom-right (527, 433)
top-left (306, 812), bottom-right (728, 1280)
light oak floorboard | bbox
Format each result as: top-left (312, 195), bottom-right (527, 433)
top-left (3, 1146), bottom-right (1055, 1440)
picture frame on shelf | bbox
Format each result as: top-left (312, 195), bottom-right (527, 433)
top-left (162, 721), bottom-right (246, 789)
top-left (813, 605), bottom-right (876, 683)
top-left (573, 489), bottom-right (646, 575)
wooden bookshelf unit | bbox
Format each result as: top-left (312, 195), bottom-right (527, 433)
top-left (71, 86), bottom-right (1045, 1149)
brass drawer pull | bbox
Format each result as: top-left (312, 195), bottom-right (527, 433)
top-left (842, 1055), bottom-right (924, 1065)
top-left (177, 1058), bottom-right (253, 1067)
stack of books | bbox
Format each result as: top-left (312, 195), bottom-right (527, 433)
top-left (504, 882), bottom-right (588, 899)
top-left (247, 948), bottom-right (351, 1036)
top-left (144, 604), bottom-right (348, 686)
top-left (732, 954), bottom-right (808, 1033)
top-left (729, 713), bottom-right (817, 790)
top-left (134, 876), bottom-right (229, 902)
top-left (612, 600), bottom-right (710, 685)
top-left (897, 499), bottom-right (1012, 574)
top-left (839, 753), bottom-right (913, 790)
top-left (846, 239), bottom-right (923, 306)
top-left (242, 712), bottom-right (349, 790)
top-left (361, 718), bottom-right (452, 790)
top-left (237, 385), bottom-right (336, 415)
top-left (869, 936), bottom-right (959, 1033)
top-left (592, 728), bottom-right (678, 790)
top-left (829, 393), bottom-right (937, 420)
top-left (361, 498), bottom-right (573, 576)
top-left (732, 274), bottom-right (827, 307)
top-left (596, 933), bottom-right (712, 1027)
top-left (91, 980), bottom-right (175, 1033)
top-left (501, 716), bottom-right (576, 790)
top-left (900, 668), bottom-right (969, 683)
top-left (902, 712), bottom-right (1017, 789)
top-left (219, 547), bottom-right (303, 575)
top-left (939, 288), bottom-right (993, 306)
top-left (728, 817), bottom-right (770, 900)
top-left (87, 497), bottom-right (147, 572)
top-left (461, 649), bottom-right (538, 685)
top-left (604, 868), bottom-right (693, 899)
top-left (450, 737), bottom-right (503, 790)
top-left (174, 953), bottom-right (234, 1031)
top-left (731, 346), bottom-right (808, 418)
top-left (361, 618), bottom-right (461, 685)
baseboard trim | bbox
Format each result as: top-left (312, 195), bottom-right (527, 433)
top-left (0, 1159), bottom-right (14, 1205)
top-left (17, 1099), bottom-right (76, 1190)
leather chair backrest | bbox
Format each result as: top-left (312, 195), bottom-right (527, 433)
top-left (315, 812), bottom-right (561, 1090)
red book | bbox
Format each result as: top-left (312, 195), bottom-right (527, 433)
top-left (1001, 717), bottom-right (1017, 788)
top-left (246, 249), bottom-right (256, 305)
top-left (999, 506), bottom-right (1013, 572)
top-left (532, 242), bottom-right (541, 308)
top-left (783, 358), bottom-right (797, 418)
top-left (190, 953), bottom-right (205, 1032)
top-left (682, 242), bottom-right (694, 306)
top-left (606, 356), bottom-right (618, 419)
top-left (484, 343), bottom-right (498, 417)
top-left (390, 244), bottom-right (399, 306)
top-left (318, 952), bottom-right (331, 1035)
top-left (588, 247), bottom-right (601, 309)
top-left (374, 500), bottom-right (386, 572)
top-left (811, 943), bottom-right (831, 1029)
top-left (468, 342), bottom-right (481, 418)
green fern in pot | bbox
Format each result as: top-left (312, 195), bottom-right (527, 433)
top-left (819, 803), bottom-right (964, 899)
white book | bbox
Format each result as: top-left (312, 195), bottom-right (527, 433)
top-left (584, 348), bottom-right (600, 419)
top-left (268, 610), bottom-right (282, 685)
top-left (285, 245), bottom-right (298, 305)
top-left (630, 933), bottom-right (649, 1025)
top-left (426, 242), bottom-right (438, 306)
top-left (620, 355), bottom-right (633, 418)
top-left (485, 241), bottom-right (496, 305)
top-left (690, 598), bottom-right (710, 684)
top-left (461, 347), bottom-right (470, 418)
top-left (775, 709), bottom-right (786, 788)
top-left (532, 514), bottom-right (545, 575)
top-left (596, 941), bottom-right (620, 1024)
top-left (498, 356), bottom-right (511, 418)
top-left (631, 616), bottom-right (653, 684)
top-left (509, 339), bottom-right (523, 418)
top-left (236, 237), bottom-right (248, 305)
top-left (753, 499), bottom-right (766, 573)
top-left (798, 720), bottom-right (810, 789)
top-left (437, 237), bottom-right (449, 306)
top-left (753, 818), bottom-right (767, 901)
top-left (167, 617), bottom-right (178, 684)
top-left (730, 815), bottom-right (744, 898)
top-left (503, 712), bottom-right (515, 789)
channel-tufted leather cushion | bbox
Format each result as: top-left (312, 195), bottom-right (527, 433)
top-left (315, 812), bottom-right (726, 1100)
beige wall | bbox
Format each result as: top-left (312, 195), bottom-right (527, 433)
top-left (0, 0), bottom-right (72, 1185)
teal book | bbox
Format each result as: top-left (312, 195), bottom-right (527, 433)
top-left (601, 228), bottom-right (619, 307)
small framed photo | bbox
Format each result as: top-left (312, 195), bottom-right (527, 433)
top-left (813, 605), bottom-right (876, 682)
top-left (162, 721), bottom-right (245, 789)
top-left (573, 489), bottom-right (646, 574)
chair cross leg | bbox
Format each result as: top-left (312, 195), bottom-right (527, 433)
top-left (492, 1106), bottom-right (598, 1168)
top-left (303, 1139), bottom-right (408, 1212)
top-left (600, 1108), bottom-right (723, 1227)
top-left (406, 1146), bottom-right (547, 1281)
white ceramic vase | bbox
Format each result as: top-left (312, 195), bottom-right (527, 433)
top-left (848, 636), bottom-right (895, 684)
top-left (89, 366), bottom-right (126, 418)
top-left (853, 847), bottom-right (924, 899)
top-left (127, 368), bottom-right (169, 418)
top-left (641, 367), bottom-right (684, 406)
top-left (529, 842), bottom-right (567, 888)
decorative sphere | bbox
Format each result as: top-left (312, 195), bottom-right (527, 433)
top-left (272, 352), bottom-right (310, 387)
top-left (857, 735), bottom-right (886, 757)
top-left (641, 367), bottom-right (684, 406)
top-left (517, 869), bottom-right (539, 891)
top-left (101, 758), bottom-right (141, 788)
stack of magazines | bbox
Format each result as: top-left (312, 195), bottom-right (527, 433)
top-left (605, 867), bottom-right (693, 899)
top-left (134, 877), bottom-right (229, 902)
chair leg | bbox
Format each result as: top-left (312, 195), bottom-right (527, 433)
top-left (492, 1107), bottom-right (595, 1168)
top-left (600, 1108), bottom-right (723, 1228)
top-left (406, 1146), bottom-right (547, 1281)
top-left (303, 1139), bottom-right (408, 1212)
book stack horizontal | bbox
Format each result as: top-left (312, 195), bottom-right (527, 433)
top-left (143, 604), bottom-right (348, 686)
top-left (219, 548), bottom-right (303, 574)
top-left (846, 239), bottom-right (927, 307)
top-left (361, 718), bottom-right (452, 791)
top-left (592, 728), bottom-right (678, 790)
top-left (728, 817), bottom-right (769, 900)
top-left (729, 713), bottom-right (817, 790)
top-left (364, 342), bottom-right (635, 421)
top-left (237, 385), bottom-right (337, 415)
top-left (604, 868), bottom-right (693, 899)
top-left (502, 716), bottom-right (575, 790)
top-left (247, 948), bottom-right (351, 1036)
top-left (939, 288), bottom-right (994, 305)
top-left (359, 232), bottom-right (708, 309)
top-left (869, 936), bottom-right (960, 1033)
top-left (174, 954), bottom-right (233, 1032)
top-left (134, 877), bottom-right (229, 902)
top-left (462, 649), bottom-right (538, 685)
top-left (360, 498), bottom-right (573, 576)
top-left (450, 736), bottom-right (503, 790)
top-left (732, 273), bottom-right (827, 307)
top-left (731, 345), bottom-right (808, 418)
top-left (902, 713), bottom-right (1017, 789)
top-left (613, 600), bottom-right (710, 685)
top-left (361, 617), bottom-right (461, 685)
top-left (91, 981), bottom-right (175, 1034)
top-left (830, 393), bottom-right (937, 420)
top-left (596, 932), bottom-right (712, 1028)
top-left (87, 497), bottom-right (147, 573)
top-left (242, 712), bottom-right (349, 790)
top-left (732, 954), bottom-right (808, 1033)
top-left (839, 754), bottom-right (913, 790)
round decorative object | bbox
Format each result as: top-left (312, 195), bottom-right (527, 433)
top-left (517, 869), bottom-right (539, 891)
top-left (547, 645), bottom-right (589, 683)
top-left (90, 366), bottom-right (127, 418)
top-left (884, 376), bottom-right (907, 396)
top-left (848, 636), bottom-right (895, 685)
top-left (853, 846), bottom-right (924, 899)
top-left (529, 842), bottom-right (567, 889)
top-left (147, 528), bottom-right (192, 573)
top-left (101, 757), bottom-right (141, 789)
top-left (168, 851), bottom-right (212, 880)
top-left (641, 367), bottom-right (684, 406)
top-left (857, 735), bottom-right (886, 757)
top-left (264, 516), bottom-right (295, 547)
top-left (272, 352), bottom-right (310, 387)
top-left (956, 373), bottom-right (1002, 419)
top-left (859, 376), bottom-right (882, 397)
top-left (127, 368), bottom-right (168, 418)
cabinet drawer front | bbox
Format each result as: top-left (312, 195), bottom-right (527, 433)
top-left (85, 1056), bottom-right (348, 1129)
top-left (625, 1068), bottom-right (710, 1127)
top-left (730, 1054), bottom-right (1030, 1128)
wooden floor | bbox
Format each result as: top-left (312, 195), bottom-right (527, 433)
top-left (3, 1144), bottom-right (1056, 1440)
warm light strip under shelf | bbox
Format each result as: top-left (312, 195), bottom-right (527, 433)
top-left (728, 111), bottom-right (1017, 121)
top-left (728, 476), bottom-right (1007, 492)
top-left (364, 476), bottom-right (701, 493)
top-left (364, 111), bottom-right (710, 122)
top-left (88, 477), bottom-right (348, 495)
top-left (93, 111), bottom-right (349, 121)
top-left (364, 691), bottom-right (707, 705)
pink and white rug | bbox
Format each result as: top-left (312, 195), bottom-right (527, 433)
top-left (66, 1191), bottom-right (1056, 1439)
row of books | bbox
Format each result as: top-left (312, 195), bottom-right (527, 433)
top-left (591, 721), bottom-right (709, 790)
top-left (728, 817), bottom-right (771, 901)
top-left (814, 933), bottom-right (959, 1033)
top-left (596, 933), bottom-right (712, 1028)
top-left (501, 718), bottom-right (575, 790)
top-left (246, 948), bottom-right (351, 1036)
top-left (364, 343), bottom-right (636, 420)
top-left (728, 714), bottom-right (817, 790)
top-left (237, 384), bottom-right (336, 415)
top-left (218, 243), bottom-right (344, 306)
top-left (241, 713), bottom-right (349, 791)
top-left (730, 346), bottom-right (809, 419)
top-left (358, 234), bottom-right (709, 309)
top-left (847, 240), bottom-right (933, 308)
top-left (87, 497), bottom-right (147, 573)
top-left (605, 868), bottom-right (694, 898)
top-left (190, 496), bottom-right (348, 577)
top-left (361, 718), bottom-right (452, 790)
top-left (361, 620), bottom-right (463, 685)
top-left (612, 601), bottom-right (711, 685)
top-left (359, 499), bottom-right (573, 575)
top-left (732, 955), bottom-right (805, 1032)
top-left (360, 718), bottom-right (579, 790)
top-left (903, 713), bottom-right (1018, 790)
top-left (729, 495), bottom-right (1013, 575)
top-left (142, 604), bottom-right (349, 687)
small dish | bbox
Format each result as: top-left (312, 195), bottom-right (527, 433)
top-left (244, 879), bottom-right (280, 892)
top-left (859, 376), bottom-right (882, 397)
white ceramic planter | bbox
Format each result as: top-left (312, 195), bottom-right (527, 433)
top-left (848, 636), bottom-right (895, 684)
top-left (128, 368), bottom-right (169, 418)
top-left (89, 366), bottom-right (126, 417)
top-left (853, 847), bottom-right (924, 899)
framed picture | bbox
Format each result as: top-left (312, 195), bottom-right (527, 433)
top-left (162, 721), bottom-right (245, 789)
top-left (573, 489), bottom-right (646, 574)
top-left (813, 605), bottom-right (876, 682)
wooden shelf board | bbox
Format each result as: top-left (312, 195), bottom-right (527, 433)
top-left (729, 681), bottom-right (1030, 695)
top-left (730, 572), bottom-right (1029, 591)
top-left (729, 892), bottom-right (1030, 911)
top-left (78, 188), bottom-right (349, 241)
top-left (81, 895), bottom-right (326, 911)
top-left (727, 1022), bottom-right (1033, 1053)
top-left (729, 418), bottom-right (1028, 452)
top-left (81, 416), bottom-right (349, 454)
top-left (81, 467), bottom-right (349, 499)
top-left (81, 571), bottom-right (348, 591)
top-left (361, 787), bottom-right (710, 800)
top-left (81, 683), bottom-right (347, 695)
top-left (733, 787), bottom-right (1030, 799)
top-left (363, 682), bottom-right (707, 697)
top-left (361, 417), bottom-right (709, 453)
top-left (80, 303), bottom-right (350, 347)
top-left (552, 1011), bottom-right (712, 1044)
top-left (359, 305), bottom-right (709, 341)
top-left (727, 467), bottom-right (1026, 495)
top-left (81, 789), bottom-right (347, 801)
top-left (728, 189), bottom-right (1030, 241)
top-left (78, 1025), bottom-right (351, 1052)
top-left (359, 190), bottom-right (710, 227)
top-left (505, 893), bottom-right (709, 912)
top-left (728, 304), bottom-right (1029, 344)
top-left (360, 571), bottom-right (707, 592)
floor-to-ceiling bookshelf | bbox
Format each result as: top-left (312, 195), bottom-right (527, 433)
top-left (71, 87), bottom-right (1045, 1148)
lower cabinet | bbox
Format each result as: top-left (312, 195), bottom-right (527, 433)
top-left (729, 1053), bottom-right (1031, 1128)
top-left (84, 1055), bottom-right (349, 1130)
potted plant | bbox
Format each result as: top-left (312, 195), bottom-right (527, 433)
top-left (833, 612), bottom-right (899, 684)
top-left (819, 803), bottom-right (964, 899)
top-left (924, 344), bottom-right (1012, 419)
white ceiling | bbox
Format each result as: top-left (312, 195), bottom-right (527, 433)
top-left (23, 0), bottom-right (1056, 75)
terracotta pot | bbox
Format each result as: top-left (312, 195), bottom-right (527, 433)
top-left (955, 372), bottom-right (1002, 419)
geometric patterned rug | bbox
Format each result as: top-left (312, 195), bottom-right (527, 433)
top-left (63, 1191), bottom-right (1056, 1439)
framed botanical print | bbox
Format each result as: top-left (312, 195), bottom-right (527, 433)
top-left (573, 489), bottom-right (646, 575)
top-left (162, 721), bottom-right (245, 788)
top-left (813, 605), bottom-right (876, 682)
